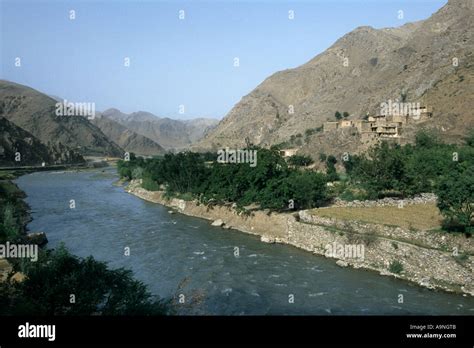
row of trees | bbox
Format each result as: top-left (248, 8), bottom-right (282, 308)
top-left (118, 148), bottom-right (330, 211)
top-left (335, 111), bottom-right (350, 120)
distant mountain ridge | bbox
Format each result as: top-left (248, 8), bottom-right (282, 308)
top-left (91, 114), bottom-right (165, 156)
top-left (102, 108), bottom-right (218, 150)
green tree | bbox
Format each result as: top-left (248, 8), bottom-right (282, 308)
top-left (288, 155), bottom-right (314, 167)
top-left (465, 129), bottom-right (474, 147)
top-left (326, 155), bottom-right (339, 182)
top-left (131, 167), bottom-right (144, 179)
top-left (287, 171), bottom-right (328, 209)
top-left (415, 130), bottom-right (439, 148)
top-left (260, 171), bottom-right (327, 210)
top-left (348, 142), bottom-right (407, 198)
top-left (435, 163), bottom-right (473, 234)
top-left (0, 203), bottom-right (19, 243)
top-left (335, 111), bottom-right (342, 120)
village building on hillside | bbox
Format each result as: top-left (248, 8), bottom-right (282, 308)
top-left (279, 148), bottom-right (299, 158)
top-left (323, 104), bottom-right (433, 142)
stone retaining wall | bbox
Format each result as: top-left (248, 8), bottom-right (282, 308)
top-left (299, 210), bottom-right (474, 254)
top-left (332, 193), bottom-right (437, 208)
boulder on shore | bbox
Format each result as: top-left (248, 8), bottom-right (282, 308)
top-left (336, 260), bottom-right (349, 267)
top-left (211, 219), bottom-right (224, 227)
top-left (10, 272), bottom-right (26, 283)
top-left (261, 235), bottom-right (275, 243)
top-left (26, 232), bottom-right (48, 246)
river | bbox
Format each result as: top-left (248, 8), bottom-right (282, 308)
top-left (15, 168), bottom-right (474, 315)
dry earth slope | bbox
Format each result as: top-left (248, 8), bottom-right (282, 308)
top-left (91, 114), bottom-right (165, 156)
top-left (0, 80), bottom-right (124, 157)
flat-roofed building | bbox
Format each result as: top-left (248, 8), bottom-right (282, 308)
top-left (323, 121), bottom-right (339, 132)
top-left (279, 148), bottom-right (299, 158)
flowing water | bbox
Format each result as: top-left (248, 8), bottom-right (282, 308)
top-left (15, 168), bottom-right (474, 315)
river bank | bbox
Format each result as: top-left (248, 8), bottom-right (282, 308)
top-left (0, 173), bottom-right (42, 282)
top-left (0, 164), bottom-right (101, 282)
top-left (125, 179), bottom-right (474, 296)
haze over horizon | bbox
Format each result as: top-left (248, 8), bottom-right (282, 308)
top-left (1, 0), bottom-right (446, 120)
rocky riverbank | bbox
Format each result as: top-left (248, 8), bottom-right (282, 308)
top-left (0, 175), bottom-right (47, 283)
top-left (125, 180), bottom-right (473, 296)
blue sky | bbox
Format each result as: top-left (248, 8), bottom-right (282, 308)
top-left (0, 0), bottom-right (446, 119)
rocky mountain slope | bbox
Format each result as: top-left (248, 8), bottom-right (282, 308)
top-left (0, 80), bottom-right (124, 157)
top-left (0, 117), bottom-right (84, 166)
top-left (102, 108), bottom-right (218, 150)
top-left (195, 0), bottom-right (473, 153)
top-left (91, 114), bottom-right (165, 156)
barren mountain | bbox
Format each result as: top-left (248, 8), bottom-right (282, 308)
top-left (0, 117), bottom-right (84, 166)
top-left (0, 80), bottom-right (124, 157)
top-left (91, 114), bottom-right (165, 156)
top-left (195, 0), bottom-right (473, 154)
top-left (102, 108), bottom-right (218, 150)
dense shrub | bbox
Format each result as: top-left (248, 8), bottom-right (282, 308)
top-left (288, 154), bottom-right (314, 167)
top-left (344, 130), bottom-right (474, 232)
top-left (118, 148), bottom-right (328, 211)
top-left (0, 245), bottom-right (171, 315)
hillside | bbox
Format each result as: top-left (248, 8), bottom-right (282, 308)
top-left (195, 0), bottom-right (473, 155)
top-left (0, 117), bottom-right (84, 166)
top-left (0, 80), bottom-right (124, 157)
top-left (91, 114), bottom-right (165, 156)
top-left (102, 108), bottom-right (218, 150)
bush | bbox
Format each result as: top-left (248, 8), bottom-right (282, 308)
top-left (339, 188), bottom-right (367, 202)
top-left (260, 171), bottom-right (328, 210)
top-left (0, 203), bottom-right (19, 242)
top-left (326, 155), bottom-right (339, 182)
top-left (132, 167), bottom-right (144, 180)
top-left (288, 154), bottom-right (314, 167)
top-left (142, 176), bottom-right (161, 191)
top-left (435, 162), bottom-right (473, 234)
top-left (388, 260), bottom-right (403, 274)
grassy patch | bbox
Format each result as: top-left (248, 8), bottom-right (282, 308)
top-left (309, 204), bottom-right (443, 231)
top-left (0, 171), bottom-right (17, 180)
top-left (174, 192), bottom-right (194, 201)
